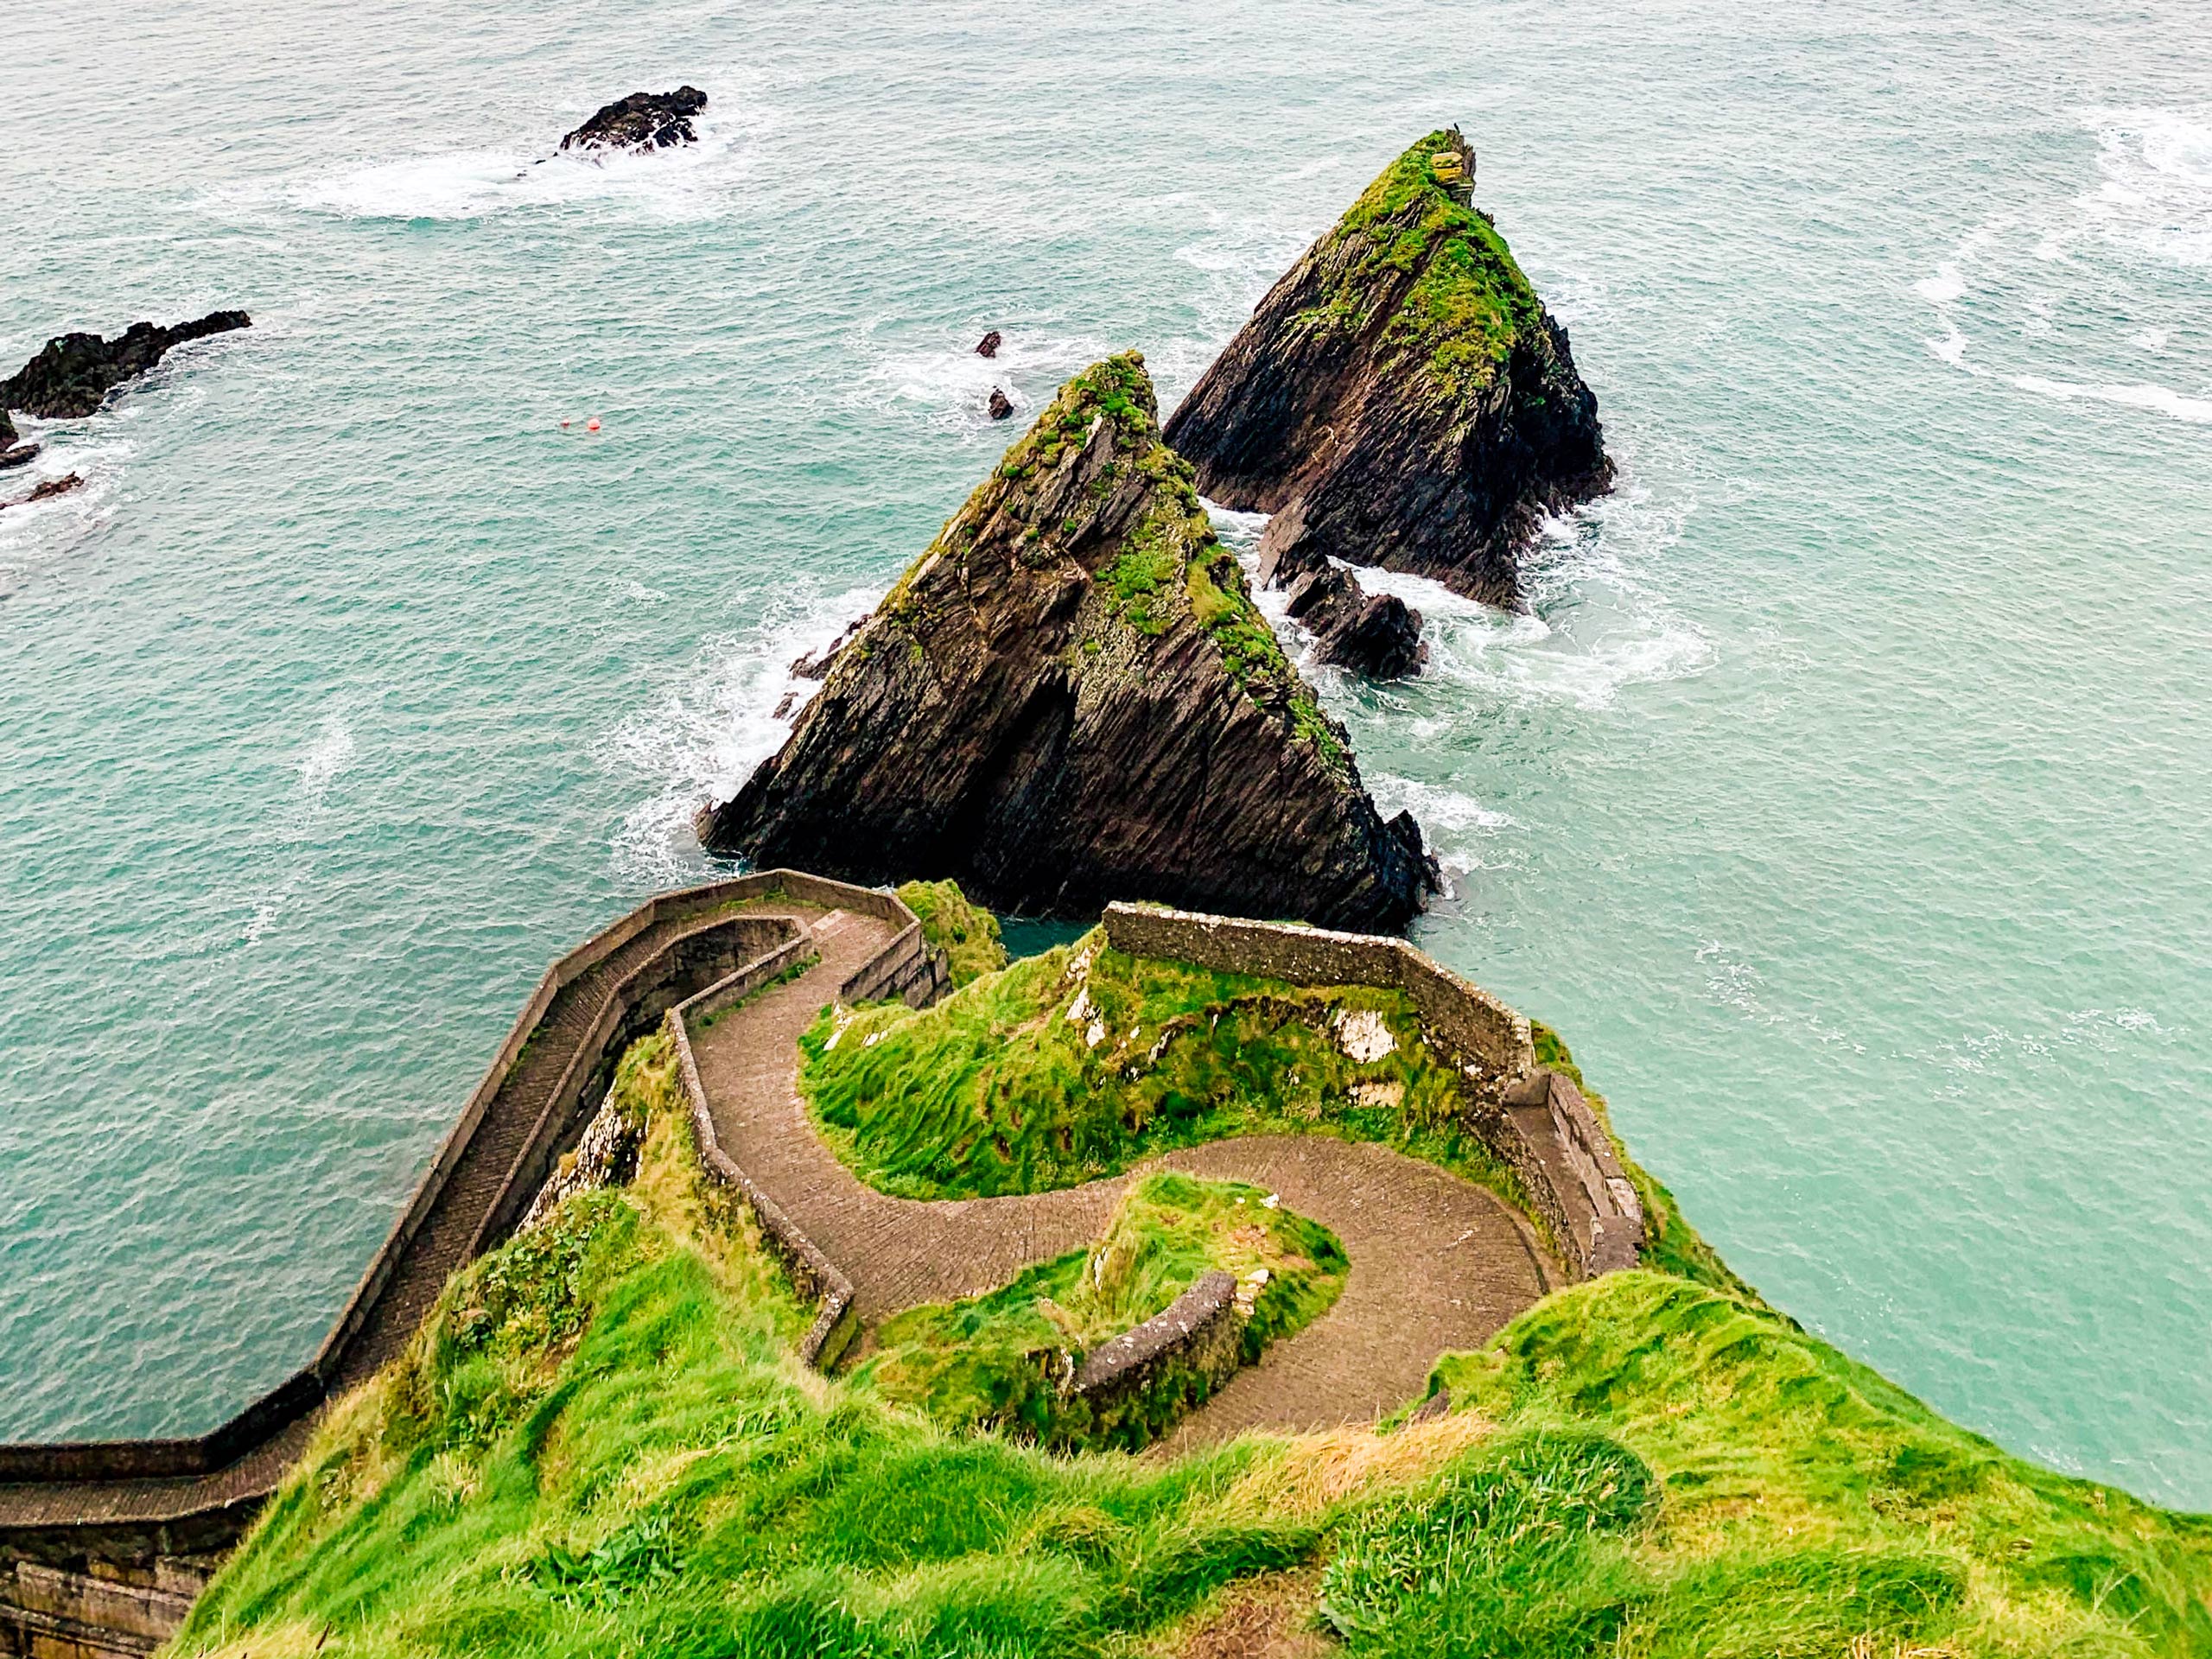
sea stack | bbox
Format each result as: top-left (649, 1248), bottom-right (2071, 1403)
top-left (699, 353), bottom-right (1438, 931)
top-left (560, 87), bottom-right (708, 151)
top-left (2, 312), bottom-right (251, 420)
top-left (1165, 128), bottom-right (1611, 611)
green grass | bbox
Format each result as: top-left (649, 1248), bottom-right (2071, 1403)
top-left (175, 1027), bottom-right (2212, 1659)
top-left (859, 1173), bottom-right (1347, 1447)
top-left (799, 931), bottom-right (1524, 1211)
top-left (893, 880), bottom-right (1007, 988)
top-left (1410, 1272), bottom-right (2212, 1657)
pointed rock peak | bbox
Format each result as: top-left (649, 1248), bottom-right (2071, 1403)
top-left (700, 353), bottom-right (1438, 932)
top-left (1166, 128), bottom-right (1611, 611)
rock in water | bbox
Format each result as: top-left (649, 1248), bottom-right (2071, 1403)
top-left (1164, 128), bottom-right (1611, 610)
top-left (976, 330), bottom-right (1003, 358)
top-left (1283, 565), bottom-right (1427, 679)
top-left (560, 87), bottom-right (708, 151)
top-left (2, 473), bottom-right (84, 511)
top-left (699, 352), bottom-right (1439, 931)
top-left (987, 386), bottom-right (1014, 420)
top-left (1, 312), bottom-right (251, 420)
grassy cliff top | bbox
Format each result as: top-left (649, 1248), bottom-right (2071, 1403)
top-left (1308, 128), bottom-right (1550, 403)
top-left (175, 1029), bottom-right (2212, 1659)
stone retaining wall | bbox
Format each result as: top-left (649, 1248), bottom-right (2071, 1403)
top-left (1100, 901), bottom-right (1642, 1280)
top-left (1100, 903), bottom-right (1534, 1097)
top-left (666, 927), bottom-right (864, 1369)
top-left (1069, 1270), bottom-right (1243, 1444)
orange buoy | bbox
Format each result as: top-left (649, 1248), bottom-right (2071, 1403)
top-left (586, 417), bottom-right (601, 432)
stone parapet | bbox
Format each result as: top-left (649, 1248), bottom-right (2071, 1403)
top-left (1072, 1270), bottom-right (1243, 1412)
top-left (1100, 903), bottom-right (1534, 1095)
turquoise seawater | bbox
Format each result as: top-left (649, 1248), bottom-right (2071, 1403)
top-left (3, 1), bottom-right (2207, 1507)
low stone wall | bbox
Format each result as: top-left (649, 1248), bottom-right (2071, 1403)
top-left (1068, 1271), bottom-right (1243, 1447)
top-left (666, 929), bottom-right (862, 1368)
top-left (1100, 903), bottom-right (1534, 1096)
top-left (1100, 901), bottom-right (1642, 1281)
top-left (1503, 1071), bottom-right (1643, 1278)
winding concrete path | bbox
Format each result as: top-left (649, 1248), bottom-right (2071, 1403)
top-left (690, 904), bottom-right (1557, 1443)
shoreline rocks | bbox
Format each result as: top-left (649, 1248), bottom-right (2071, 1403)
top-left (2, 311), bottom-right (251, 420)
top-left (1165, 127), bottom-right (1611, 613)
top-left (2, 473), bottom-right (84, 511)
top-left (700, 352), bottom-right (1439, 931)
top-left (560, 87), bottom-right (708, 151)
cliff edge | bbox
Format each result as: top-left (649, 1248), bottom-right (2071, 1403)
top-left (1165, 129), bottom-right (1611, 610)
top-left (699, 353), bottom-right (1437, 931)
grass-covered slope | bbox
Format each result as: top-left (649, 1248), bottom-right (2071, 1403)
top-left (802, 931), bottom-right (1522, 1207)
top-left (1414, 1273), bottom-right (2212, 1657)
top-left (894, 878), bottom-right (1007, 988)
top-left (175, 1031), bottom-right (2212, 1659)
top-left (862, 1173), bottom-right (1347, 1447)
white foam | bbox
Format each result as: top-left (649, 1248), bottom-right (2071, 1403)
top-left (605, 581), bottom-right (881, 885)
top-left (2081, 108), bottom-right (2212, 268)
top-left (208, 96), bottom-right (763, 226)
top-left (2013, 373), bottom-right (2212, 425)
top-left (1915, 263), bottom-right (1967, 304)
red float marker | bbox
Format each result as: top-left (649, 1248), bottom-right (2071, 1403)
top-left (586, 417), bottom-right (601, 432)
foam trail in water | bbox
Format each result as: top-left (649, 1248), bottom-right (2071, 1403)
top-left (2012, 374), bottom-right (2212, 424)
top-left (607, 581), bottom-right (881, 886)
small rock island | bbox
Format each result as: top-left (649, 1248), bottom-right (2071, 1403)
top-left (559, 86), bottom-right (709, 151)
top-left (1, 310), bottom-right (251, 422)
top-left (1166, 128), bottom-right (1611, 616)
top-left (698, 353), bottom-right (1439, 931)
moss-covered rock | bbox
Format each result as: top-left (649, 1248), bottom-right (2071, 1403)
top-left (1166, 128), bottom-right (1611, 609)
top-left (702, 354), bottom-right (1437, 931)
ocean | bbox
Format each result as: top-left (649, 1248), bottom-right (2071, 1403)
top-left (2, 0), bottom-right (2207, 1508)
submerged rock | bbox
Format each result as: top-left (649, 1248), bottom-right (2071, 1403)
top-left (0, 442), bottom-right (36, 471)
top-left (988, 386), bottom-right (1014, 420)
top-left (2, 473), bottom-right (84, 511)
top-left (560, 86), bottom-right (708, 151)
top-left (976, 330), bottom-right (1003, 359)
top-left (699, 352), bottom-right (1438, 931)
top-left (1, 311), bottom-right (251, 420)
top-left (1283, 564), bottom-right (1427, 680)
top-left (1165, 128), bottom-right (1611, 611)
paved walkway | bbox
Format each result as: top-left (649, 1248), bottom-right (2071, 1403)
top-left (691, 906), bottom-right (1556, 1443)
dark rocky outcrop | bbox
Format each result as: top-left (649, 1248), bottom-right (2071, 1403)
top-left (1283, 563), bottom-right (1427, 680)
top-left (700, 353), bottom-right (1438, 931)
top-left (1, 312), bottom-right (251, 420)
top-left (976, 330), bottom-right (1002, 359)
top-left (1165, 127), bottom-right (1611, 612)
top-left (2, 473), bottom-right (83, 511)
top-left (988, 386), bottom-right (1014, 421)
top-left (560, 87), bottom-right (708, 151)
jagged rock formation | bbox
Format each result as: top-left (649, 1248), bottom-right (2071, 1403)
top-left (2, 311), bottom-right (251, 420)
top-left (1165, 128), bottom-right (1611, 612)
top-left (988, 386), bottom-right (1013, 420)
top-left (560, 87), bottom-right (707, 151)
top-left (701, 353), bottom-right (1439, 931)
top-left (1284, 563), bottom-right (1427, 679)
top-left (976, 330), bottom-right (1002, 358)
